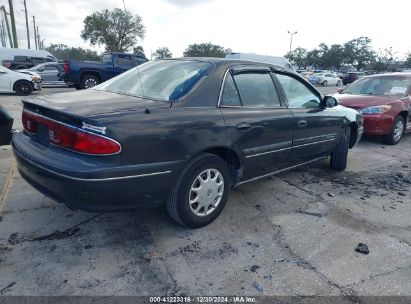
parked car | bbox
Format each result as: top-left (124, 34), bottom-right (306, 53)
top-left (300, 71), bottom-right (313, 80)
top-left (0, 66), bottom-right (42, 95)
top-left (18, 62), bottom-right (65, 86)
top-left (12, 58), bottom-right (363, 228)
top-left (335, 73), bottom-right (411, 144)
top-left (0, 47), bottom-right (57, 69)
top-left (308, 72), bottom-right (342, 86)
top-left (343, 72), bottom-right (367, 85)
top-left (61, 52), bottom-right (148, 90)
top-left (225, 52), bottom-right (294, 70)
top-left (0, 105), bottom-right (13, 146)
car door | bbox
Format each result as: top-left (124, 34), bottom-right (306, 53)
top-left (39, 64), bottom-right (59, 82)
top-left (219, 66), bottom-right (294, 180)
top-left (114, 54), bottom-right (133, 76)
top-left (324, 73), bottom-right (334, 85)
top-left (0, 67), bottom-right (11, 91)
top-left (275, 72), bottom-right (344, 164)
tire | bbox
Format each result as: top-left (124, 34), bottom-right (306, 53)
top-left (336, 80), bottom-right (342, 86)
top-left (383, 116), bottom-right (405, 145)
top-left (80, 75), bottom-right (100, 89)
top-left (74, 84), bottom-right (82, 90)
top-left (14, 80), bottom-right (33, 96)
top-left (322, 80), bottom-right (328, 87)
top-left (166, 153), bottom-right (232, 228)
top-left (330, 126), bottom-right (351, 171)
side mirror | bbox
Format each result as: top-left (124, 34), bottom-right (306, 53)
top-left (337, 88), bottom-right (344, 94)
top-left (322, 96), bottom-right (338, 108)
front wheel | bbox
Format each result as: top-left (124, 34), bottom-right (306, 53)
top-left (166, 153), bottom-right (232, 228)
top-left (14, 80), bottom-right (33, 96)
top-left (383, 116), bottom-right (404, 145)
top-left (322, 80), bottom-right (328, 87)
top-left (330, 127), bottom-right (351, 171)
top-left (337, 80), bottom-right (342, 86)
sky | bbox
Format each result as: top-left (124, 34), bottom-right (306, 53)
top-left (5, 0), bottom-right (411, 59)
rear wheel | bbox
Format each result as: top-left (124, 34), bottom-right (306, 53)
top-left (383, 116), bottom-right (404, 145)
top-left (14, 80), bottom-right (33, 96)
top-left (80, 75), bottom-right (99, 89)
top-left (330, 127), bottom-right (351, 171)
top-left (322, 80), bottom-right (328, 87)
top-left (166, 153), bottom-right (231, 228)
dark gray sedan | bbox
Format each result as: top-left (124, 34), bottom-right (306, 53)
top-left (12, 58), bottom-right (363, 227)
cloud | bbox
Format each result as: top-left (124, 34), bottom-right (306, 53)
top-left (162, 0), bottom-right (212, 7)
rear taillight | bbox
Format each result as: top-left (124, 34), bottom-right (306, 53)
top-left (22, 110), bottom-right (121, 155)
top-left (63, 61), bottom-right (69, 73)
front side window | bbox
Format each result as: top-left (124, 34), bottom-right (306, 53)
top-left (233, 72), bottom-right (280, 107)
top-left (276, 74), bottom-right (321, 108)
top-left (95, 60), bottom-right (212, 101)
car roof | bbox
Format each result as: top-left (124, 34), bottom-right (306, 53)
top-left (173, 57), bottom-right (294, 73)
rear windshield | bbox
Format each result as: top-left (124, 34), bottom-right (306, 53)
top-left (94, 60), bottom-right (213, 101)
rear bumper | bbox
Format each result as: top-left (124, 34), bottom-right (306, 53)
top-left (12, 132), bottom-right (183, 212)
top-left (362, 114), bottom-right (394, 135)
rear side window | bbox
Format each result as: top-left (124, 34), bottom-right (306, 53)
top-left (233, 72), bottom-right (280, 107)
top-left (14, 56), bottom-right (29, 62)
top-left (116, 54), bottom-right (133, 65)
top-left (32, 57), bottom-right (45, 65)
top-left (221, 74), bottom-right (241, 106)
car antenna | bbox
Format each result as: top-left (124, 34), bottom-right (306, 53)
top-left (136, 65), bottom-right (150, 114)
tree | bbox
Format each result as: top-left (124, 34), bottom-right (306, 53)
top-left (133, 46), bottom-right (146, 58)
top-left (306, 49), bottom-right (321, 69)
top-left (326, 44), bottom-right (344, 70)
top-left (374, 47), bottom-right (398, 71)
top-left (183, 42), bottom-right (230, 58)
top-left (153, 47), bottom-right (172, 59)
top-left (46, 44), bottom-right (100, 61)
top-left (343, 37), bottom-right (375, 71)
top-left (285, 47), bottom-right (307, 69)
top-left (405, 53), bottom-right (411, 68)
top-left (81, 8), bottom-right (145, 52)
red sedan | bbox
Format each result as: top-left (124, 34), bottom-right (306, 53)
top-left (334, 73), bottom-right (411, 144)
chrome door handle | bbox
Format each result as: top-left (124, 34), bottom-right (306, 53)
top-left (236, 123), bottom-right (251, 130)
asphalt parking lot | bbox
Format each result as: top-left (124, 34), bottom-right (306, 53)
top-left (0, 86), bottom-right (410, 298)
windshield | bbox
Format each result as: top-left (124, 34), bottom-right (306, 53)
top-left (344, 76), bottom-right (411, 96)
top-left (94, 60), bottom-right (213, 101)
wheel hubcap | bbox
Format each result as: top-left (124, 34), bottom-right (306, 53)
top-left (189, 168), bottom-right (224, 217)
top-left (393, 120), bottom-right (404, 142)
top-left (84, 78), bottom-right (97, 88)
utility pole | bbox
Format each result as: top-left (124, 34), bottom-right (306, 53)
top-left (1, 6), bottom-right (13, 48)
top-left (8, 0), bottom-right (18, 48)
top-left (36, 25), bottom-right (40, 49)
top-left (32, 16), bottom-right (37, 49)
top-left (23, 0), bottom-right (30, 49)
top-left (287, 30), bottom-right (298, 53)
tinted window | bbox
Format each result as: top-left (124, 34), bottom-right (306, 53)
top-left (95, 60), bottom-right (212, 101)
top-left (233, 72), bottom-right (280, 107)
top-left (116, 54), bottom-right (133, 65)
top-left (14, 56), bottom-right (29, 62)
top-left (276, 74), bottom-right (321, 108)
top-left (102, 54), bottom-right (112, 63)
top-left (32, 57), bottom-right (45, 65)
top-left (221, 74), bottom-right (241, 106)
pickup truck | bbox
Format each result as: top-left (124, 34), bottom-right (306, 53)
top-left (62, 52), bottom-right (148, 89)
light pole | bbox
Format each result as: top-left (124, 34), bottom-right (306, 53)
top-left (287, 30), bottom-right (298, 53)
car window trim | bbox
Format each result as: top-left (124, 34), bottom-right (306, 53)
top-left (218, 67), bottom-right (286, 109)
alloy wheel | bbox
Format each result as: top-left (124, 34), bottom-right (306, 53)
top-left (393, 119), bottom-right (404, 142)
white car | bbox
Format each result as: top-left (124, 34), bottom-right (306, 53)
top-left (308, 72), bottom-right (342, 87)
top-left (0, 66), bottom-right (42, 95)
